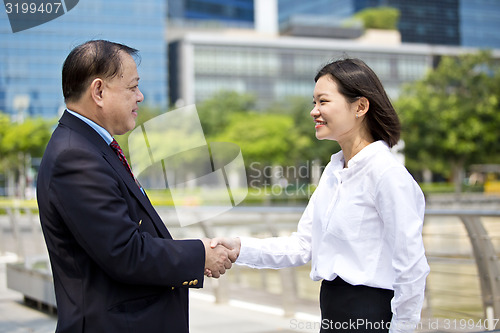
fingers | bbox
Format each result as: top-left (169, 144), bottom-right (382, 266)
top-left (210, 238), bottom-right (220, 248)
top-left (204, 237), bottom-right (242, 278)
top-left (210, 237), bottom-right (240, 252)
top-left (204, 242), bottom-right (230, 279)
top-left (224, 258), bottom-right (232, 270)
top-left (219, 237), bottom-right (241, 262)
top-left (210, 237), bottom-right (233, 249)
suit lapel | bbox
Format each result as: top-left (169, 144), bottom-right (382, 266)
top-left (102, 152), bottom-right (171, 239)
top-left (59, 111), bottom-right (172, 239)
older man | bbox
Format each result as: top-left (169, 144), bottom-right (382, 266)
top-left (37, 40), bottom-right (233, 333)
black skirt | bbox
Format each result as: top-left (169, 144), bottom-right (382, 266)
top-left (319, 277), bottom-right (394, 332)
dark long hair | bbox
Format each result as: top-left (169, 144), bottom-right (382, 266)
top-left (62, 40), bottom-right (139, 103)
top-left (314, 58), bottom-right (400, 147)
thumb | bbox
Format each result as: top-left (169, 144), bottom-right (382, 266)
top-left (210, 238), bottom-right (221, 248)
top-left (228, 248), bottom-right (239, 262)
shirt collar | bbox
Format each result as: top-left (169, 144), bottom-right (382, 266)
top-left (330, 150), bottom-right (344, 170)
top-left (66, 109), bottom-right (114, 145)
top-left (346, 140), bottom-right (389, 168)
top-left (330, 140), bottom-right (389, 172)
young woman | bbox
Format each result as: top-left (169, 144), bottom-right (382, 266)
top-left (211, 58), bottom-right (429, 333)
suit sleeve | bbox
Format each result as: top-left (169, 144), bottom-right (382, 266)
top-left (48, 146), bottom-right (205, 287)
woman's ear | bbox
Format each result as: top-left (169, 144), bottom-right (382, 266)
top-left (356, 97), bottom-right (370, 118)
top-left (90, 78), bottom-right (104, 107)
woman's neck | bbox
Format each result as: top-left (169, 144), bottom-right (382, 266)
top-left (340, 137), bottom-right (374, 168)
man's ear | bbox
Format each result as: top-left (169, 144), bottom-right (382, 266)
top-left (90, 78), bottom-right (104, 107)
top-left (356, 97), bottom-right (370, 118)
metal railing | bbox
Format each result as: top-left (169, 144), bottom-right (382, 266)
top-left (425, 209), bottom-right (500, 324)
top-left (2, 204), bottom-right (500, 324)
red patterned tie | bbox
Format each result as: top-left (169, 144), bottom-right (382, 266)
top-left (110, 139), bottom-right (141, 189)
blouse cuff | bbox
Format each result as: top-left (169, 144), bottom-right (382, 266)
top-left (235, 236), bottom-right (263, 268)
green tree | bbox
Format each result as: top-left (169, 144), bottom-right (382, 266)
top-left (354, 7), bottom-right (400, 30)
top-left (121, 92), bottom-right (341, 190)
top-left (203, 93), bottom-right (341, 185)
top-left (213, 112), bottom-right (295, 166)
top-left (396, 51), bottom-right (500, 193)
top-left (117, 93), bottom-right (256, 158)
top-left (0, 113), bottom-right (53, 197)
top-left (196, 91), bottom-right (256, 137)
top-left (0, 112), bottom-right (10, 176)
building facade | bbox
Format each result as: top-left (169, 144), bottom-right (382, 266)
top-left (0, 0), bottom-right (167, 119)
top-left (386, 0), bottom-right (460, 46)
top-left (169, 31), bottom-right (499, 109)
top-left (278, 0), bottom-right (500, 49)
top-left (168, 0), bottom-right (254, 27)
top-left (460, 0), bottom-right (500, 48)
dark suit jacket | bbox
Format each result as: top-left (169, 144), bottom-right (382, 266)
top-left (37, 111), bottom-right (205, 333)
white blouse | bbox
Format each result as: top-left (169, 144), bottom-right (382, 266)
top-left (237, 140), bottom-right (430, 333)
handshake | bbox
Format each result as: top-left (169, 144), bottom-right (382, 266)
top-left (202, 237), bottom-right (241, 278)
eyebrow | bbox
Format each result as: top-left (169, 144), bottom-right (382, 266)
top-left (129, 77), bottom-right (140, 85)
top-left (313, 93), bottom-right (329, 99)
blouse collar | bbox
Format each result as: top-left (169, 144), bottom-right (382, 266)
top-left (329, 140), bottom-right (389, 174)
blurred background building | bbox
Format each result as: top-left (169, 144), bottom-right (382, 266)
top-left (168, 32), bottom-right (435, 107)
top-left (279, 0), bottom-right (500, 48)
top-left (1, 0), bottom-right (500, 118)
top-left (167, 0), bottom-right (500, 108)
top-left (0, 0), bottom-right (167, 119)
top-left (2, 0), bottom-right (500, 322)
top-left (168, 0), bottom-right (500, 48)
top-left (168, 0), bottom-right (254, 28)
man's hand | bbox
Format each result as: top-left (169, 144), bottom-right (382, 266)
top-left (202, 238), bottom-right (232, 278)
top-left (210, 237), bottom-right (241, 263)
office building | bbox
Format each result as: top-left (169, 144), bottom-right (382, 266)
top-left (460, 0), bottom-right (500, 48)
top-left (168, 0), bottom-right (254, 28)
top-left (169, 30), bottom-right (500, 109)
top-left (278, 0), bottom-right (461, 46)
top-left (0, 0), bottom-right (166, 119)
top-left (167, 0), bottom-right (500, 48)
top-left (387, 0), bottom-right (460, 46)
top-left (278, 0), bottom-right (500, 49)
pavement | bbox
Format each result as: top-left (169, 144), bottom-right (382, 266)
top-left (2, 204), bottom-right (500, 332)
top-left (0, 212), bottom-right (322, 333)
top-left (0, 290), bottom-right (319, 333)
top-left (0, 253), bottom-right (490, 333)
top-left (0, 254), bottom-right (321, 333)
